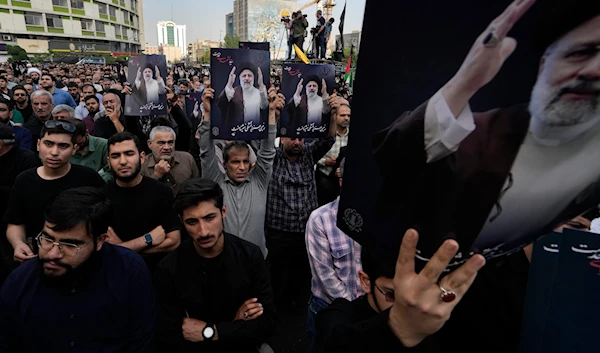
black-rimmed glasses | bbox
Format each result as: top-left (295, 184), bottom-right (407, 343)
top-left (35, 232), bottom-right (93, 257)
top-left (374, 284), bottom-right (395, 303)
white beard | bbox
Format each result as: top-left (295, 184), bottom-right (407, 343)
top-left (529, 78), bottom-right (600, 127)
top-left (307, 93), bottom-right (323, 125)
top-left (144, 77), bottom-right (159, 103)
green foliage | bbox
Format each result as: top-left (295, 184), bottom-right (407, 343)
top-left (7, 45), bottom-right (28, 63)
top-left (221, 34), bottom-right (240, 49)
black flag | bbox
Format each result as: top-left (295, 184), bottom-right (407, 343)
top-left (338, 0), bottom-right (347, 53)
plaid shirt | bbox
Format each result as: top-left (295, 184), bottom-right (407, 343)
top-left (306, 197), bottom-right (364, 304)
top-left (317, 128), bottom-right (349, 176)
top-left (266, 136), bottom-right (334, 233)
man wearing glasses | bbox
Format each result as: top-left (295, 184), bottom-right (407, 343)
top-left (3, 120), bottom-right (105, 265)
top-left (0, 187), bottom-right (156, 352)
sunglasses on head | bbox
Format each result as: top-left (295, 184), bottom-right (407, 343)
top-left (44, 120), bottom-right (76, 133)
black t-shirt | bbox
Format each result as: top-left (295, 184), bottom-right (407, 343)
top-left (15, 104), bottom-right (33, 124)
top-left (0, 146), bottom-right (40, 221)
top-left (3, 164), bottom-right (105, 241)
top-left (104, 177), bottom-right (180, 270)
top-left (317, 17), bottom-right (326, 37)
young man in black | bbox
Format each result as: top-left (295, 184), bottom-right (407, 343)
top-left (4, 120), bottom-right (105, 264)
top-left (153, 178), bottom-right (276, 353)
top-left (104, 132), bottom-right (181, 272)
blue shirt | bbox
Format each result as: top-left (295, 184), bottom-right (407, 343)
top-left (51, 88), bottom-right (78, 108)
top-left (0, 243), bottom-right (156, 353)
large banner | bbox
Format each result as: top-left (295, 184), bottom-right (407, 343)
top-left (337, 0), bottom-right (600, 270)
top-left (124, 55), bottom-right (168, 116)
top-left (278, 63), bottom-right (335, 138)
top-left (210, 48), bottom-right (271, 140)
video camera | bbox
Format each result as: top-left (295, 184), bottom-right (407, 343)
top-left (310, 27), bottom-right (319, 35)
top-left (281, 16), bottom-right (290, 23)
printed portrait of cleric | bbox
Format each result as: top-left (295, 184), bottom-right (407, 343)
top-left (371, 0), bottom-right (600, 268)
top-left (285, 75), bottom-right (331, 136)
top-left (125, 54), bottom-right (168, 116)
top-left (216, 62), bottom-right (268, 136)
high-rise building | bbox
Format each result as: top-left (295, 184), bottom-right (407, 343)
top-left (157, 21), bottom-right (186, 56)
top-left (0, 0), bottom-right (143, 59)
top-left (335, 30), bottom-right (361, 52)
top-left (233, 0), bottom-right (298, 59)
top-left (226, 13), bottom-right (234, 38)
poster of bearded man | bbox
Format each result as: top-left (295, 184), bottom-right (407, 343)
top-left (125, 54), bottom-right (168, 116)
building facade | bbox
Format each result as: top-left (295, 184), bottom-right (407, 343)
top-left (0, 0), bottom-right (142, 57)
top-left (233, 0), bottom-right (297, 60)
top-left (335, 30), bottom-right (361, 52)
top-left (156, 20), bottom-right (186, 56)
top-left (189, 39), bottom-right (219, 64)
top-left (226, 12), bottom-right (234, 38)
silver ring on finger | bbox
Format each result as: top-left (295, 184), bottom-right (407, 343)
top-left (439, 284), bottom-right (457, 303)
top-left (482, 28), bottom-right (501, 48)
top-left (243, 311), bottom-right (249, 319)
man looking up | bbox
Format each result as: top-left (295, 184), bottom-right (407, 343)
top-left (39, 73), bottom-right (77, 109)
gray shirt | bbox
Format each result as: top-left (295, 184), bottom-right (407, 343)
top-left (198, 120), bottom-right (276, 258)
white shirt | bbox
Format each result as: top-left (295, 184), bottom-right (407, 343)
top-left (293, 92), bottom-right (332, 126)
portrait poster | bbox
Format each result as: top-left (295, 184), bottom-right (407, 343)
top-left (337, 0), bottom-right (600, 271)
top-left (240, 41), bottom-right (270, 52)
top-left (185, 91), bottom-right (202, 119)
top-left (210, 48), bottom-right (271, 140)
top-left (278, 63), bottom-right (335, 138)
top-left (124, 54), bottom-right (168, 116)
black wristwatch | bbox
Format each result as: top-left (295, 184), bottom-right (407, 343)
top-left (143, 233), bottom-right (153, 247)
top-left (202, 323), bottom-right (215, 341)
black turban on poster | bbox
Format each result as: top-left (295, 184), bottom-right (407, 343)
top-left (305, 75), bottom-right (321, 93)
top-left (533, 0), bottom-right (600, 55)
top-left (237, 62), bottom-right (256, 77)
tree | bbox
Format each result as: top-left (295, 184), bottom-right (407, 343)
top-left (221, 34), bottom-right (240, 49)
top-left (200, 50), bottom-right (211, 63)
top-left (7, 45), bottom-right (28, 63)
top-left (343, 48), bottom-right (358, 68)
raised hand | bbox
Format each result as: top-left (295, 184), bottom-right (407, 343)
top-left (136, 67), bottom-right (141, 81)
top-left (226, 66), bottom-right (236, 89)
top-left (387, 229), bottom-right (486, 347)
top-left (321, 78), bottom-right (328, 97)
top-left (257, 67), bottom-right (265, 90)
top-left (155, 65), bottom-right (164, 83)
top-left (201, 87), bottom-right (215, 120)
top-left (295, 78), bottom-right (304, 97)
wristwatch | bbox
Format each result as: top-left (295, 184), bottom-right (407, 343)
top-left (143, 233), bottom-right (153, 247)
top-left (202, 323), bottom-right (215, 341)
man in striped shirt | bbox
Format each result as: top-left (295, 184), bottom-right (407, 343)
top-left (305, 157), bottom-right (363, 353)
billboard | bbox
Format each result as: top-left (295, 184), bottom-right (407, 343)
top-left (247, 0), bottom-right (297, 60)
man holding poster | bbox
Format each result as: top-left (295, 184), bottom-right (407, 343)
top-left (287, 76), bottom-right (331, 133)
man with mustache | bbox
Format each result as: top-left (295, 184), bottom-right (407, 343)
top-left (374, 0), bottom-right (600, 266)
top-left (286, 76), bottom-right (331, 135)
top-left (104, 132), bottom-right (181, 272)
top-left (217, 63), bottom-right (268, 133)
top-left (0, 187), bottom-right (156, 352)
top-left (154, 178), bottom-right (276, 353)
top-left (23, 90), bottom-right (55, 150)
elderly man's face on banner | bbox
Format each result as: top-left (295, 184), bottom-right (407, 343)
top-left (306, 80), bottom-right (319, 98)
top-left (240, 69), bottom-right (255, 90)
top-left (530, 15), bottom-right (600, 127)
top-left (143, 67), bottom-right (153, 80)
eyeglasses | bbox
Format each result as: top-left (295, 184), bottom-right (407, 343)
top-left (44, 120), bottom-right (76, 133)
top-left (36, 233), bottom-right (93, 257)
top-left (374, 284), bottom-right (395, 303)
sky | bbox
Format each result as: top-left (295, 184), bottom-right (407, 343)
top-left (142, 0), bottom-right (366, 45)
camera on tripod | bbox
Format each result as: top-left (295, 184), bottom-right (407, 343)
top-left (281, 16), bottom-right (291, 23)
top-left (310, 27), bottom-right (319, 35)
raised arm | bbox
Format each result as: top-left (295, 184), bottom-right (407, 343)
top-left (252, 86), bottom-right (283, 189)
top-left (198, 87), bottom-right (225, 183)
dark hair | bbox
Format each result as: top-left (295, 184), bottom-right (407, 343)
top-left (41, 73), bottom-right (56, 82)
top-left (0, 76), bottom-right (6, 82)
top-left (40, 123), bottom-right (76, 144)
top-left (65, 117), bottom-right (86, 137)
top-left (44, 187), bottom-right (113, 241)
top-left (67, 82), bottom-right (79, 89)
top-left (0, 96), bottom-right (13, 111)
top-left (82, 83), bottom-right (96, 93)
top-left (174, 178), bottom-right (224, 215)
top-left (223, 141), bottom-right (250, 163)
top-left (84, 94), bottom-right (99, 104)
top-left (102, 76), bottom-right (112, 81)
top-left (329, 18), bottom-right (335, 23)
top-left (63, 67), bottom-right (70, 74)
top-left (107, 131), bottom-right (142, 154)
top-left (361, 247), bottom-right (396, 282)
top-left (11, 85), bottom-right (27, 96)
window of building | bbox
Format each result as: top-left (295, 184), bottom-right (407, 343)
top-left (24, 12), bottom-right (43, 27)
top-left (122, 25), bottom-right (127, 36)
top-left (115, 24), bottom-right (121, 35)
top-left (129, 13), bottom-right (134, 23)
top-left (52, 0), bottom-right (68, 7)
top-left (98, 3), bottom-right (107, 14)
top-left (81, 19), bottom-right (94, 30)
top-left (109, 5), bottom-right (116, 16)
top-left (96, 21), bottom-right (105, 33)
top-left (71, 0), bottom-right (84, 9)
top-left (46, 14), bottom-right (63, 28)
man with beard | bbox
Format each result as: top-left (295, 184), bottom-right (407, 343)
top-left (286, 76), bottom-right (331, 135)
top-left (0, 187), bottom-right (156, 352)
top-left (76, 83), bottom-right (104, 120)
top-left (39, 73), bottom-right (77, 109)
top-left (23, 90), bottom-right (55, 150)
top-left (104, 132), bottom-right (181, 272)
top-left (373, 0), bottom-right (600, 269)
top-left (153, 178), bottom-right (276, 353)
top-left (141, 126), bottom-right (199, 195)
top-left (93, 93), bottom-right (126, 139)
top-left (134, 64), bottom-right (167, 105)
top-left (66, 118), bottom-right (111, 182)
top-left (4, 120), bottom-right (105, 264)
top-left (217, 63), bottom-right (268, 132)
top-left (12, 85), bottom-right (33, 124)
top-left (264, 93), bottom-right (339, 313)
top-left (82, 95), bottom-right (101, 136)
top-left (0, 96), bottom-right (32, 150)
top-left (26, 67), bottom-right (41, 90)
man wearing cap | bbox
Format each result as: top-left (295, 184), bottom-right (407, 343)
top-left (374, 0), bottom-right (600, 266)
top-left (286, 75), bottom-right (331, 135)
top-left (218, 63), bottom-right (268, 132)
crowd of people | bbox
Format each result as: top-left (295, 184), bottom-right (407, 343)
top-left (0, 0), bottom-right (598, 352)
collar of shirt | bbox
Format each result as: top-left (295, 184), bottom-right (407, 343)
top-left (146, 151), bottom-right (181, 169)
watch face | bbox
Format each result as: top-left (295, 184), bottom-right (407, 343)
top-left (204, 326), bottom-right (214, 338)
